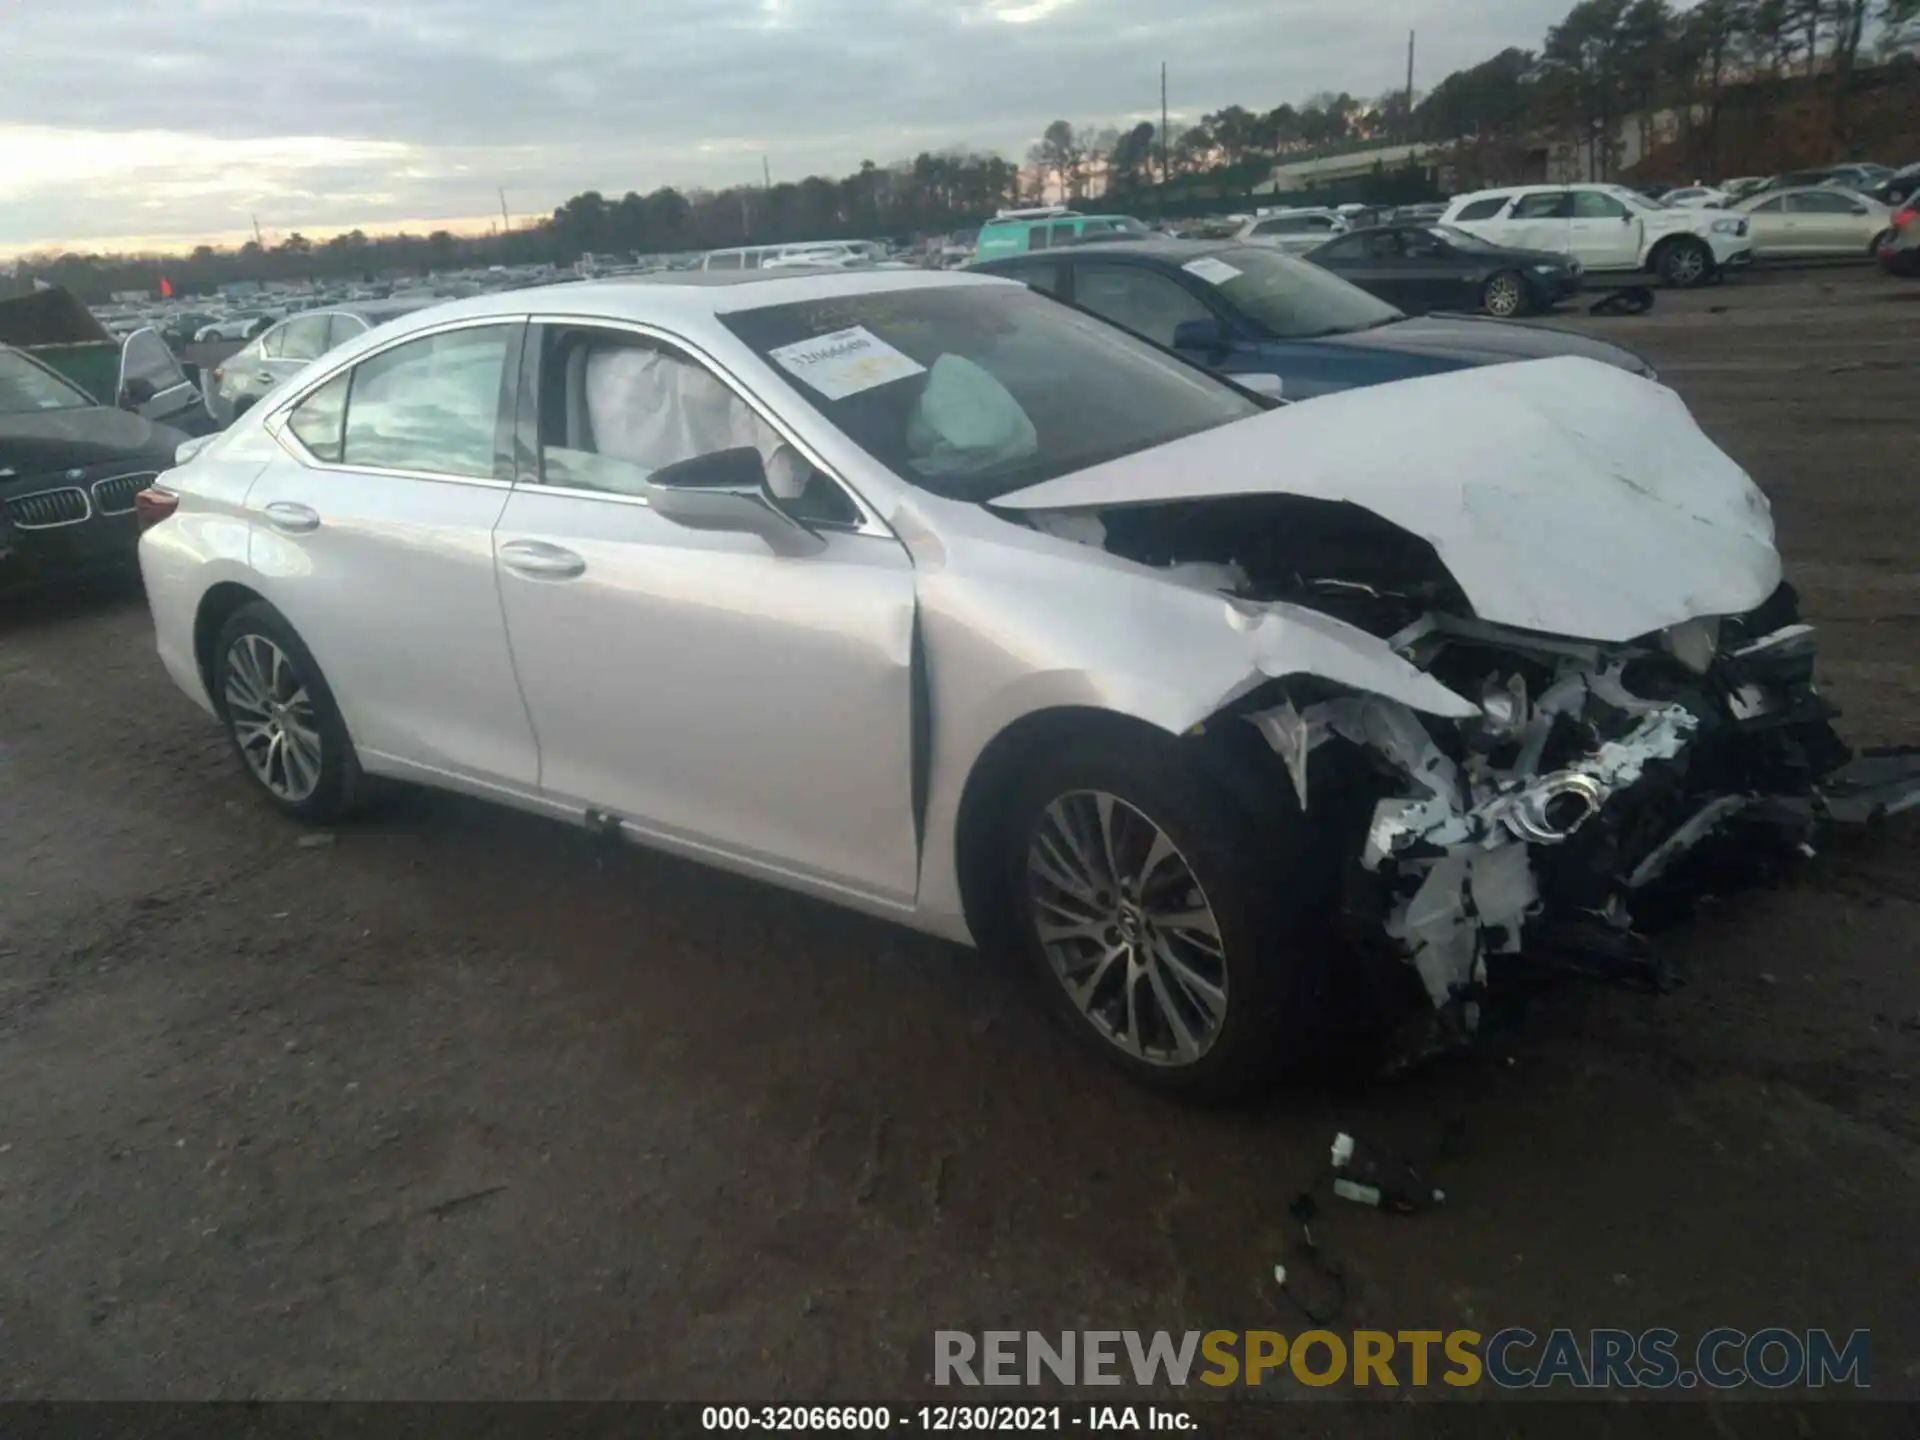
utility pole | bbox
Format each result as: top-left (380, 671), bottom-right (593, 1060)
top-left (499, 189), bottom-right (511, 233)
top-left (1159, 62), bottom-right (1170, 190)
top-left (1405, 31), bottom-right (1416, 138)
top-left (763, 155), bottom-right (772, 190)
top-left (252, 215), bottom-right (264, 247)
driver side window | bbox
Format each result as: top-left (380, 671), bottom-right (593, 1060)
top-left (533, 326), bottom-right (859, 525)
top-left (1071, 265), bottom-right (1213, 347)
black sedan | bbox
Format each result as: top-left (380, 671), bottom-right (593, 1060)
top-left (1, 345), bottom-right (186, 588)
top-left (972, 238), bottom-right (1649, 402)
top-left (1305, 223), bottom-right (1582, 318)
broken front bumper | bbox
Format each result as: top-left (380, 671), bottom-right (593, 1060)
top-left (1253, 597), bottom-right (1920, 1018)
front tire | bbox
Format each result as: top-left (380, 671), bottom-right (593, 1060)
top-left (1481, 270), bottom-right (1530, 318)
top-left (1000, 728), bottom-right (1323, 1099)
top-left (213, 601), bottom-right (364, 824)
top-left (1657, 237), bottom-right (1712, 288)
top-left (1868, 228), bottom-right (1893, 256)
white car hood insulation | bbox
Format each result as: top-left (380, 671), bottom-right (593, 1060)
top-left (995, 357), bottom-right (1782, 644)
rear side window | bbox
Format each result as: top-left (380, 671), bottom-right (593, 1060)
top-left (1026, 225), bottom-right (1052, 252)
top-left (257, 324), bottom-right (288, 359)
top-left (1453, 197), bottom-right (1509, 222)
top-left (333, 324), bottom-right (515, 478)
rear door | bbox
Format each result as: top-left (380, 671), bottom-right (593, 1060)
top-left (246, 318), bottom-right (539, 786)
top-left (116, 327), bottom-right (201, 425)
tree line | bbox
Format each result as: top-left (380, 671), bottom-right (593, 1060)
top-left (9, 0), bottom-right (1916, 302)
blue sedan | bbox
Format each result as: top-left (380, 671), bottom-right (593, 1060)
top-left (972, 238), bottom-right (1655, 401)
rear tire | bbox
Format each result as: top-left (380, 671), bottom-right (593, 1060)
top-left (1657, 237), bottom-right (1712, 288)
top-left (999, 727), bottom-right (1326, 1100)
top-left (212, 601), bottom-right (365, 825)
top-left (1482, 270), bottom-right (1530, 318)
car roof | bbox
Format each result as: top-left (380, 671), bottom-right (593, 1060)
top-left (329, 268), bottom-right (1021, 341)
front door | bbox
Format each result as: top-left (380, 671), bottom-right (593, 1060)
top-left (116, 328), bottom-right (202, 427)
top-left (246, 319), bottom-right (539, 787)
top-left (1567, 189), bottom-right (1643, 269)
top-left (491, 321), bottom-right (922, 904)
top-left (1497, 190), bottom-right (1572, 255)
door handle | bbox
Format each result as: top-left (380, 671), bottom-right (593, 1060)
top-left (261, 501), bottom-right (320, 534)
top-left (499, 539), bottom-right (586, 580)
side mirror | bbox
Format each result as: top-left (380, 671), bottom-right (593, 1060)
top-left (120, 376), bottom-right (158, 408)
top-left (1171, 317), bottom-right (1228, 353)
top-left (647, 446), bottom-right (825, 558)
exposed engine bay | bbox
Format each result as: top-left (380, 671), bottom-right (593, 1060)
top-left (1022, 498), bottom-right (1920, 1041)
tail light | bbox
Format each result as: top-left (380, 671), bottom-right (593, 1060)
top-left (1894, 205), bottom-right (1916, 233)
top-left (211, 365), bottom-right (225, 384)
top-left (134, 486), bottom-right (179, 532)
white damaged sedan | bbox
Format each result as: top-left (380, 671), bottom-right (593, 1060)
top-left (136, 269), bottom-right (1918, 1095)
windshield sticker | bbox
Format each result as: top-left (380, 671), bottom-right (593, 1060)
top-left (768, 325), bottom-right (927, 400)
top-left (1182, 256), bottom-right (1244, 286)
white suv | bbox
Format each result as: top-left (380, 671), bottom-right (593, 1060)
top-left (1440, 183), bottom-right (1752, 287)
top-left (1232, 209), bottom-right (1349, 254)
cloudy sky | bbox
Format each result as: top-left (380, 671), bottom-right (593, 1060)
top-left (2, 0), bottom-right (1568, 257)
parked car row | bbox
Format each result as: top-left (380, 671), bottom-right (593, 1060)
top-left (127, 265), bottom-right (1918, 1096)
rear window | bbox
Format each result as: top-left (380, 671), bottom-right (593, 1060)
top-left (721, 285), bottom-right (1261, 502)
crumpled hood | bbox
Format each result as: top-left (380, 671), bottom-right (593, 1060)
top-left (993, 357), bottom-right (1780, 643)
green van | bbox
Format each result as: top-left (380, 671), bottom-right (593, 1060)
top-left (972, 208), bottom-right (1150, 261)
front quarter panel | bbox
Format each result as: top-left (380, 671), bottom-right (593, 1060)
top-left (901, 496), bottom-right (1473, 942)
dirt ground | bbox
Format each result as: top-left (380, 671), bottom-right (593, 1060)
top-left (2, 267), bottom-right (1917, 1411)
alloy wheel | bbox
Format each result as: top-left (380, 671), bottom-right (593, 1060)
top-left (224, 633), bottom-right (324, 802)
top-left (1026, 790), bottom-right (1229, 1067)
top-left (1485, 274), bottom-right (1523, 317)
top-left (1668, 244), bottom-right (1706, 284)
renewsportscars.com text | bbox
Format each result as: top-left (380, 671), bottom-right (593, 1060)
top-left (933, 1328), bottom-right (1872, 1391)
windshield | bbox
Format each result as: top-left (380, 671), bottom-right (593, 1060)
top-left (0, 349), bottom-right (94, 416)
top-left (1619, 190), bottom-right (1667, 213)
top-left (1202, 246), bottom-right (1402, 337)
top-left (721, 285), bottom-right (1263, 502)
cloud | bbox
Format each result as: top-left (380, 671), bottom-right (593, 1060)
top-left (1, 0), bottom-right (1569, 253)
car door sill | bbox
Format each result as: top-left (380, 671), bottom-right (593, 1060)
top-left (361, 750), bottom-right (921, 921)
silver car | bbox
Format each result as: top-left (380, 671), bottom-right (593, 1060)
top-left (135, 270), bottom-right (1915, 1095)
top-left (205, 300), bottom-right (439, 427)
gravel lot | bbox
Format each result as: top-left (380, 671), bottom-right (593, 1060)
top-left (2, 267), bottom-right (1916, 1408)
